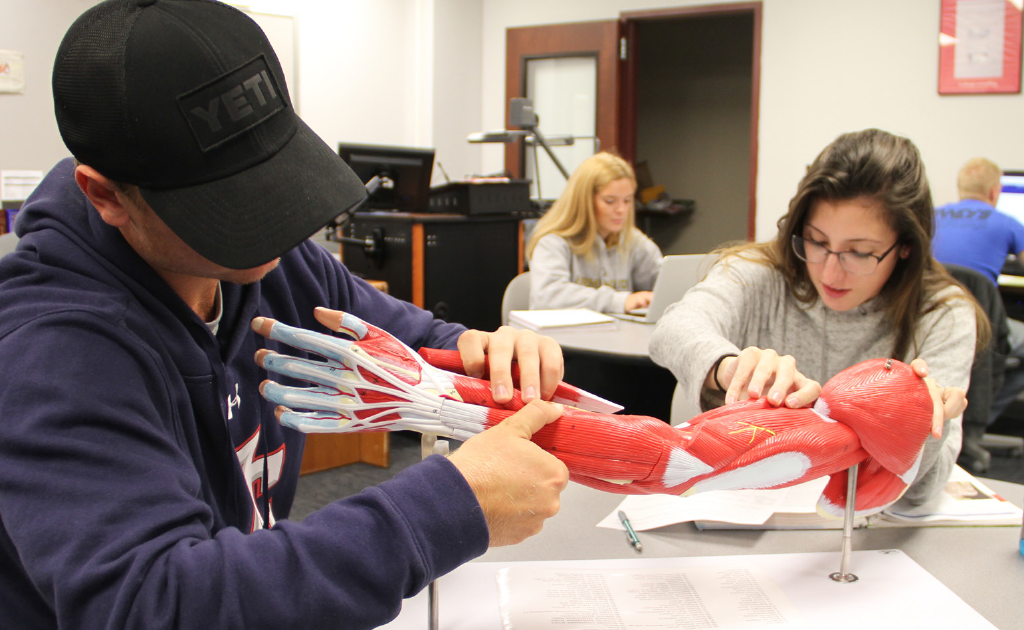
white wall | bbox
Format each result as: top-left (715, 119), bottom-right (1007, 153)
top-left (0, 0), bottom-right (95, 174)
top-left (7, 0), bottom-right (1024, 242)
top-left (478, 0), bottom-right (1024, 240)
top-left (241, 0), bottom-right (430, 149)
top-left (431, 0), bottom-right (484, 184)
top-left (1, 0), bottom-right (478, 189)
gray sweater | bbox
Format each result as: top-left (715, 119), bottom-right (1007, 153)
top-left (649, 256), bottom-right (977, 506)
top-left (529, 231), bottom-right (663, 313)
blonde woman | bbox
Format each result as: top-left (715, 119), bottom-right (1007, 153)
top-left (526, 152), bottom-right (663, 313)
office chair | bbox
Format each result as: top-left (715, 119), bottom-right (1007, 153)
top-left (944, 264), bottom-right (1024, 473)
top-left (501, 271), bottom-right (532, 325)
top-left (669, 381), bottom-right (702, 427)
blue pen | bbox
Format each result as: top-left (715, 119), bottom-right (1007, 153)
top-left (618, 510), bottom-right (643, 553)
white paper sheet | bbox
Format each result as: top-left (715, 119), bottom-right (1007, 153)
top-left (597, 478), bottom-right (830, 531)
top-left (380, 550), bottom-right (997, 630)
top-left (496, 564), bottom-right (806, 629)
top-left (954, 0), bottom-right (1005, 79)
top-left (877, 467), bottom-right (1023, 525)
top-left (600, 468), bottom-right (1022, 531)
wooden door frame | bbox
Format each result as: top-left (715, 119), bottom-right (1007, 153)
top-left (619, 3), bottom-right (762, 241)
top-left (505, 21), bottom-right (621, 179)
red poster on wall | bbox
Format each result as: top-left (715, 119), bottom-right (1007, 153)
top-left (938, 0), bottom-right (1023, 94)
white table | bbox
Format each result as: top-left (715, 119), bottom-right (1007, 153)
top-left (520, 319), bottom-right (677, 419)
top-left (537, 318), bottom-right (656, 360)
top-left (386, 478), bottom-right (1024, 630)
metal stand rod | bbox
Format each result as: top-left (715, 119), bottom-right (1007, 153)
top-left (428, 582), bottom-right (439, 630)
top-left (829, 464), bottom-right (860, 583)
top-left (528, 127), bottom-right (571, 180)
top-left (422, 433), bottom-right (449, 630)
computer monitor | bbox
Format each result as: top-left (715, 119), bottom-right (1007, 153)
top-left (337, 143), bottom-right (435, 212)
top-left (996, 170), bottom-right (1024, 226)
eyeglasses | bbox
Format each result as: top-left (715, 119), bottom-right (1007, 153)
top-left (791, 234), bottom-right (899, 276)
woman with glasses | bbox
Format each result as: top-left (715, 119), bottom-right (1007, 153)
top-left (650, 128), bottom-right (988, 506)
top-left (527, 152), bottom-right (663, 313)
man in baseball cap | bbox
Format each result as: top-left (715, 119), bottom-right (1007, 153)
top-left (0, 1), bottom-right (568, 626)
top-left (52, 0), bottom-right (368, 269)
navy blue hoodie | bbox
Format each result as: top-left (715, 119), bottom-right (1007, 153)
top-left (0, 159), bottom-right (489, 628)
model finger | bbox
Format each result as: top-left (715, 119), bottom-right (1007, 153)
top-left (261, 380), bottom-right (347, 413)
top-left (259, 351), bottom-right (351, 389)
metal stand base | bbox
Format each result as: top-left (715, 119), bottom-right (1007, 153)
top-left (829, 463), bottom-right (860, 583)
top-left (828, 572), bottom-right (860, 583)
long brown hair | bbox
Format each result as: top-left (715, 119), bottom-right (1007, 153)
top-left (719, 128), bottom-right (989, 359)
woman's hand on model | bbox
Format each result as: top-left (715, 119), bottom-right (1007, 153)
top-left (910, 358), bottom-right (967, 439)
top-left (711, 347), bottom-right (821, 408)
top-left (624, 291), bottom-right (654, 313)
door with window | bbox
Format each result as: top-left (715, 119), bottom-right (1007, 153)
top-left (505, 20), bottom-right (621, 201)
top-left (506, 5), bottom-right (761, 247)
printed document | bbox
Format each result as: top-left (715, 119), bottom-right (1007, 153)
top-left (496, 564), bottom-right (805, 629)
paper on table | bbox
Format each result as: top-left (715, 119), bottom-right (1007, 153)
top-left (379, 550), bottom-right (998, 629)
top-left (874, 466), bottom-right (1023, 526)
top-left (508, 308), bottom-right (617, 333)
top-left (597, 478), bottom-right (831, 531)
top-left (599, 468), bottom-right (1021, 531)
top-left (496, 564), bottom-right (806, 629)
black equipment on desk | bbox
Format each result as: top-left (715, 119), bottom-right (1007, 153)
top-left (327, 142), bottom-right (436, 252)
top-left (427, 179), bottom-right (532, 216)
top-left (339, 212), bottom-right (521, 332)
top-left (1002, 255), bottom-right (1024, 277)
top-left (337, 142), bottom-right (435, 212)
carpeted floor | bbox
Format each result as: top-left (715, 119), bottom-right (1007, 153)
top-left (290, 417), bottom-right (1024, 522)
top-left (291, 431), bottom-right (442, 521)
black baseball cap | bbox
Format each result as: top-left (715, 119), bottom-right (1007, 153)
top-left (53, 0), bottom-right (366, 269)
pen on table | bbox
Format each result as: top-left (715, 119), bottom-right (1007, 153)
top-left (618, 510), bottom-right (643, 553)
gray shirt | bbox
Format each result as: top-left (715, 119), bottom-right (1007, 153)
top-left (528, 231), bottom-right (663, 313)
top-left (649, 256), bottom-right (977, 506)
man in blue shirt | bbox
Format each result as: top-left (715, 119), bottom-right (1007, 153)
top-left (933, 157), bottom-right (1024, 447)
top-left (933, 157), bottom-right (1024, 283)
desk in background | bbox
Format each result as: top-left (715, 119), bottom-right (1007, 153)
top-left (999, 273), bottom-right (1024, 321)
top-left (340, 211), bottom-right (523, 332)
top-left (533, 320), bottom-right (676, 420)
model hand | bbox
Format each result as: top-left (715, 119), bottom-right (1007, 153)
top-left (624, 291), bottom-right (654, 312)
top-left (910, 358), bottom-right (966, 439)
top-left (457, 326), bottom-right (563, 404)
top-left (447, 399), bottom-right (570, 546)
top-left (715, 347), bottom-right (821, 408)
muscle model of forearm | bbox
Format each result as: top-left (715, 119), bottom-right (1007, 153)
top-left (255, 313), bottom-right (933, 517)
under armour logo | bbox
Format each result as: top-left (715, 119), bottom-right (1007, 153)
top-left (227, 383), bottom-right (242, 420)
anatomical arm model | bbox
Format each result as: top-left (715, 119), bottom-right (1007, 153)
top-left (254, 313), bottom-right (934, 517)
